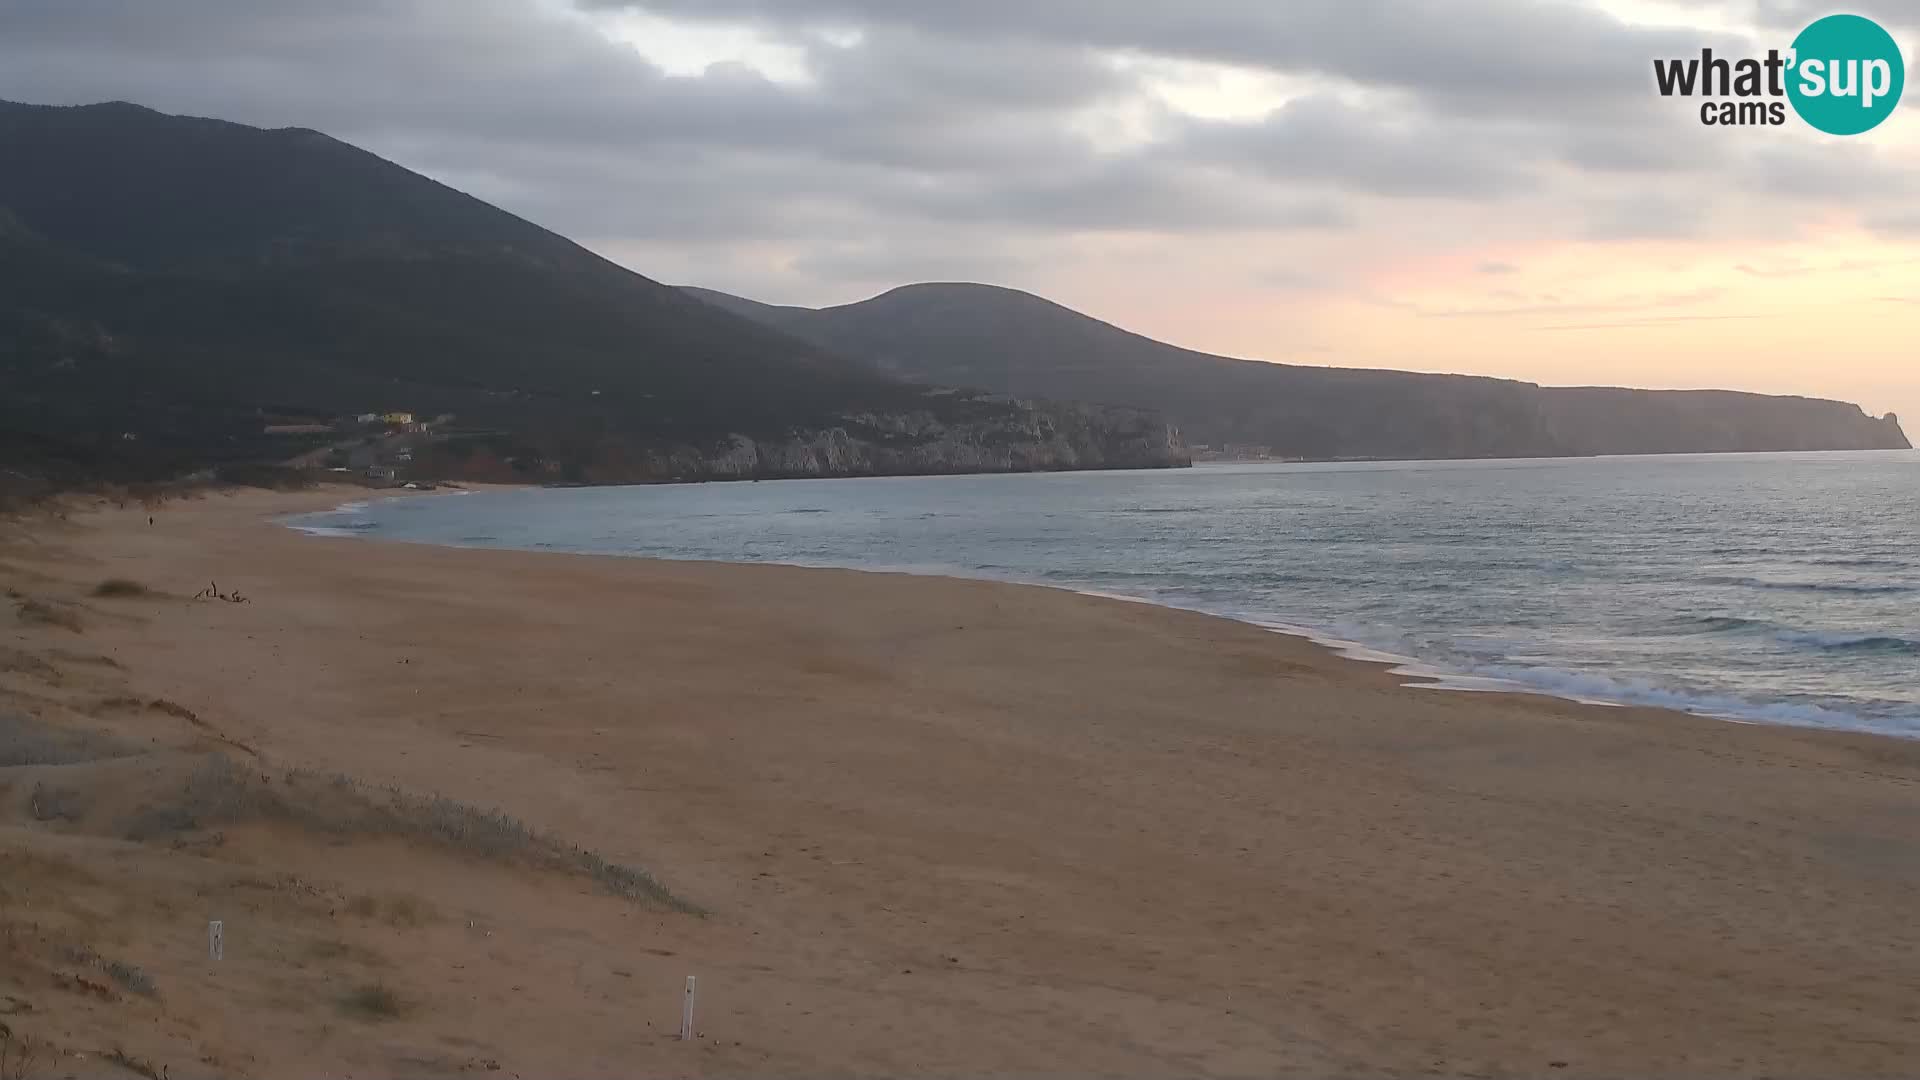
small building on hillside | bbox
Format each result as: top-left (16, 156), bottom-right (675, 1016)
top-left (366, 464), bottom-right (397, 483)
top-left (383, 412), bottom-right (415, 425)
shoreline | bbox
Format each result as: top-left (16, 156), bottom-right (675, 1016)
top-left (282, 484), bottom-right (1914, 742)
top-left (9, 484), bottom-right (1920, 1076)
top-left (279, 491), bottom-right (1645, 717)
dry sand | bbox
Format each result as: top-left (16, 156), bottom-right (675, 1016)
top-left (3, 484), bottom-right (1920, 1078)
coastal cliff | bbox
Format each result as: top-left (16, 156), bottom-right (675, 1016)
top-left (421, 397), bottom-right (1188, 484)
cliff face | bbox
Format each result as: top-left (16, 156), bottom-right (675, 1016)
top-left (657, 401), bottom-right (1187, 480)
top-left (422, 398), bottom-right (1189, 484)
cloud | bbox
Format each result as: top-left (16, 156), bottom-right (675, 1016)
top-left (1534, 313), bottom-right (1763, 331)
top-left (0, 0), bottom-right (1914, 307)
top-left (1863, 210), bottom-right (1920, 238)
top-left (1753, 0), bottom-right (1920, 35)
top-left (1579, 190), bottom-right (1728, 241)
top-left (590, 0), bottom-right (1716, 118)
top-left (785, 242), bottom-right (1038, 287)
top-left (800, 23), bottom-right (1128, 113)
top-left (1414, 286), bottom-right (1727, 320)
top-left (1255, 267), bottom-right (1346, 291)
top-left (1554, 122), bottom-right (1723, 174)
top-left (901, 160), bottom-right (1356, 232)
top-left (1174, 95), bottom-right (1541, 199)
top-left (1737, 141), bottom-right (1915, 201)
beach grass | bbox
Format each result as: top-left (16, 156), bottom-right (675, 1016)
top-left (0, 712), bottom-right (141, 768)
top-left (124, 754), bottom-right (700, 913)
top-left (338, 981), bottom-right (408, 1021)
top-left (13, 595), bottom-right (82, 632)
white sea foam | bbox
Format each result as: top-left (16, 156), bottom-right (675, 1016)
top-left (1061, 603), bottom-right (1907, 734)
top-left (1464, 665), bottom-right (1903, 733)
top-left (280, 498), bottom-right (375, 537)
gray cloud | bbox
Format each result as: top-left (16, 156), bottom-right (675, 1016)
top-left (1555, 121), bottom-right (1724, 175)
top-left (1417, 286), bottom-right (1728, 320)
top-left (593, 0), bottom-right (1717, 118)
top-left (1174, 95), bottom-right (1540, 199)
top-left (0, 0), bottom-right (1117, 173)
top-left (895, 158), bottom-right (1356, 231)
top-left (0, 0), bottom-right (1913, 302)
top-left (1580, 192), bottom-right (1719, 242)
top-left (1752, 0), bottom-right (1920, 35)
top-left (786, 242), bottom-right (1038, 288)
top-left (1738, 142), bottom-right (1916, 201)
top-left (1254, 267), bottom-right (1346, 292)
top-left (802, 24), bottom-right (1128, 113)
top-left (1863, 210), bottom-right (1920, 238)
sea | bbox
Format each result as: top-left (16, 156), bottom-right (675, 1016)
top-left (288, 450), bottom-right (1920, 738)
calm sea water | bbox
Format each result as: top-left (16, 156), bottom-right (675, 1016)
top-left (290, 451), bottom-right (1920, 737)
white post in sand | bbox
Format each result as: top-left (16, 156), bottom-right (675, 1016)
top-left (208, 920), bottom-right (224, 962)
top-left (680, 975), bottom-right (697, 1041)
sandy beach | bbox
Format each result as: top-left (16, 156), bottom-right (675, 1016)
top-left (4, 484), bottom-right (1920, 1078)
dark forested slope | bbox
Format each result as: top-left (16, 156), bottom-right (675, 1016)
top-left (0, 101), bottom-right (1183, 481)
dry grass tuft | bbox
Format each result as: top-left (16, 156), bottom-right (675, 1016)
top-left (102, 1048), bottom-right (161, 1080)
top-left (103, 961), bottom-right (157, 998)
top-left (92, 696), bottom-right (148, 712)
top-left (0, 713), bottom-right (141, 769)
top-left (12, 597), bottom-right (80, 633)
top-left (123, 755), bottom-right (699, 912)
top-left (306, 938), bottom-right (386, 967)
top-left (60, 945), bottom-right (156, 997)
top-left (0, 1023), bottom-right (46, 1080)
top-left (0, 648), bottom-right (61, 684)
top-left (345, 893), bottom-right (437, 928)
top-left (29, 783), bottom-right (86, 823)
top-left (338, 981), bottom-right (407, 1022)
top-left (144, 699), bottom-right (199, 723)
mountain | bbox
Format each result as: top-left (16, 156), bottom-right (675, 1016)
top-left (0, 101), bottom-right (1185, 483)
top-left (684, 283), bottom-right (1911, 459)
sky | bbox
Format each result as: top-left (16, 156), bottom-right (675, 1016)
top-left (2, 0), bottom-right (1916, 423)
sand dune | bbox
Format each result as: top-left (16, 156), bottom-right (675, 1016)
top-left (3, 485), bottom-right (1919, 1077)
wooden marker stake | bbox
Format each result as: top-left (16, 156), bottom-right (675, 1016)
top-left (208, 920), bottom-right (224, 962)
top-left (680, 975), bottom-right (697, 1040)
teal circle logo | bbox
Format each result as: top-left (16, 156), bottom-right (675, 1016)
top-left (1787, 14), bottom-right (1905, 135)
